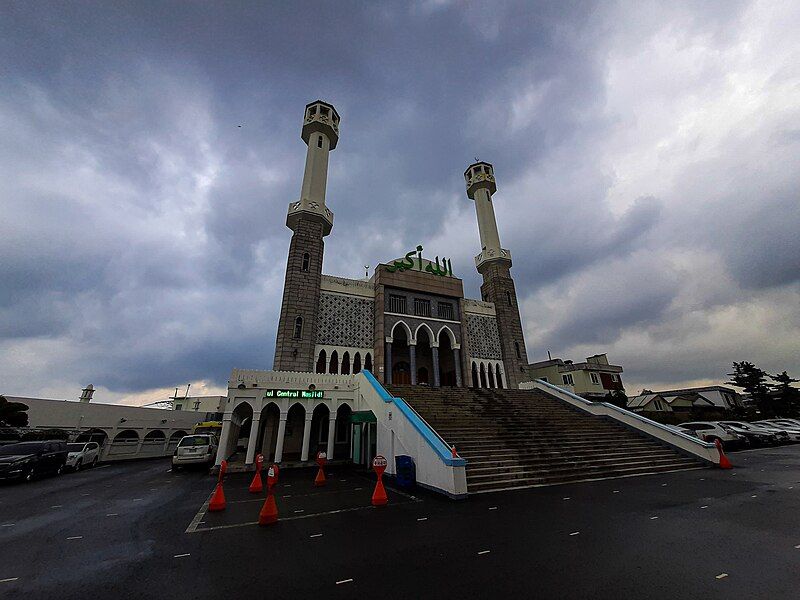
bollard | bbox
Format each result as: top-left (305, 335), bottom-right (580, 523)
top-left (249, 454), bottom-right (264, 493)
top-left (714, 439), bottom-right (733, 469)
top-left (314, 451), bottom-right (327, 487)
top-left (209, 459), bottom-right (228, 511)
top-left (259, 464), bottom-right (280, 526)
top-left (371, 454), bottom-right (388, 507)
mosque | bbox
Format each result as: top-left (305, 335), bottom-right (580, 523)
top-left (214, 101), bottom-right (720, 496)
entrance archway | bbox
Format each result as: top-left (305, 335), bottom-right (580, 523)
top-left (471, 362), bottom-right (479, 388)
top-left (258, 402), bottom-right (281, 461)
top-left (281, 403), bottom-right (306, 461)
top-left (333, 404), bottom-right (352, 460)
top-left (438, 328), bottom-right (456, 386)
top-left (310, 403), bottom-right (331, 458)
top-left (415, 325), bottom-right (434, 386)
top-left (390, 322), bottom-right (412, 384)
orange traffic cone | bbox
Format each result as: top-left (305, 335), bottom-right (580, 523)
top-left (259, 491), bottom-right (278, 525)
top-left (208, 481), bottom-right (226, 511)
top-left (249, 469), bottom-right (263, 493)
top-left (314, 465), bottom-right (326, 487)
top-left (372, 475), bottom-right (388, 507)
top-left (714, 439), bottom-right (733, 469)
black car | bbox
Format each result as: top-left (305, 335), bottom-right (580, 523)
top-left (0, 440), bottom-right (68, 482)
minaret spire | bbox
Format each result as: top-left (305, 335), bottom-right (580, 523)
top-left (274, 101), bottom-right (340, 372)
top-left (465, 161), bottom-right (529, 388)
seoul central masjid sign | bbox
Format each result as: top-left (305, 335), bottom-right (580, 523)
top-left (386, 245), bottom-right (454, 277)
top-left (264, 389), bottom-right (324, 399)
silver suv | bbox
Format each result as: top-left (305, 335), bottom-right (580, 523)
top-left (678, 422), bottom-right (745, 449)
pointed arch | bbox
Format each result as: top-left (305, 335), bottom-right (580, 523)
top-left (495, 363), bottom-right (504, 389)
top-left (364, 353), bottom-right (373, 373)
top-left (471, 362), bottom-right (479, 388)
top-left (329, 350), bottom-right (339, 374)
top-left (414, 322), bottom-right (436, 346)
top-left (315, 349), bottom-right (327, 374)
top-left (487, 363), bottom-right (496, 388)
top-left (479, 363), bottom-right (488, 388)
top-left (353, 352), bottom-right (362, 374)
top-left (341, 351), bottom-right (351, 375)
top-left (390, 320), bottom-right (413, 341)
top-left (437, 325), bottom-right (457, 348)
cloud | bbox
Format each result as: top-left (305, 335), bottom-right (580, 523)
top-left (0, 1), bottom-right (798, 404)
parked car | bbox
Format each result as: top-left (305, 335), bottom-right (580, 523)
top-left (757, 419), bottom-right (800, 438)
top-left (66, 442), bottom-right (101, 471)
top-left (172, 434), bottom-right (218, 469)
top-left (717, 421), bottom-right (781, 446)
top-left (677, 422), bottom-right (746, 449)
top-left (749, 421), bottom-right (799, 442)
top-left (0, 440), bottom-right (68, 482)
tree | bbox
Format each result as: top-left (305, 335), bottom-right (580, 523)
top-left (770, 371), bottom-right (800, 417)
top-left (605, 389), bottom-right (628, 410)
top-left (727, 361), bottom-right (772, 416)
top-left (0, 395), bottom-right (29, 427)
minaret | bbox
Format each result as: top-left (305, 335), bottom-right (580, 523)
top-left (273, 101), bottom-right (340, 372)
top-left (79, 384), bottom-right (95, 403)
top-left (465, 161), bottom-right (529, 388)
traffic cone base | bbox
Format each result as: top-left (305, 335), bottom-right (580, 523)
top-left (249, 470), bottom-right (263, 493)
top-left (372, 479), bottom-right (388, 506)
top-left (259, 492), bottom-right (278, 525)
top-left (715, 439), bottom-right (733, 469)
top-left (314, 466), bottom-right (326, 487)
top-left (208, 482), bottom-right (226, 511)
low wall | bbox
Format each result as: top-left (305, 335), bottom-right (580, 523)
top-left (521, 380), bottom-right (720, 465)
top-left (357, 371), bottom-right (468, 499)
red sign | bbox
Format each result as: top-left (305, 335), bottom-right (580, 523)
top-left (316, 451), bottom-right (327, 467)
top-left (372, 454), bottom-right (387, 476)
top-left (267, 463), bottom-right (280, 489)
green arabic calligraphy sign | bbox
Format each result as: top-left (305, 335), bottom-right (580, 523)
top-left (386, 245), bottom-right (454, 277)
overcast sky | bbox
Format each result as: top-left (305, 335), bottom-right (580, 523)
top-left (1, 1), bottom-right (798, 405)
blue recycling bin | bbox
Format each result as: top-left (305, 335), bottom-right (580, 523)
top-left (395, 455), bottom-right (416, 490)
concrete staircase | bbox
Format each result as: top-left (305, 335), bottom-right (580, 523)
top-left (386, 385), bottom-right (705, 493)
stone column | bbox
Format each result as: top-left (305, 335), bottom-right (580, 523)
top-left (215, 414), bottom-right (233, 466)
top-left (300, 415), bottom-right (313, 462)
top-left (432, 346), bottom-right (441, 387)
top-left (245, 413), bottom-right (261, 465)
top-left (326, 416), bottom-right (336, 459)
top-left (453, 348), bottom-right (463, 387)
top-left (274, 413), bottom-right (288, 463)
top-left (385, 342), bottom-right (393, 384)
top-left (410, 344), bottom-right (417, 385)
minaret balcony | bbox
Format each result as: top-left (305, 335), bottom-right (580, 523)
top-left (464, 161), bottom-right (497, 199)
top-left (302, 100), bottom-right (340, 149)
top-left (287, 200), bottom-right (334, 236)
top-left (474, 247), bottom-right (512, 269)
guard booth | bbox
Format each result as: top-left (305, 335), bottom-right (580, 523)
top-left (351, 410), bottom-right (377, 467)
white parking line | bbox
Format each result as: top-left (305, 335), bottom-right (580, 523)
top-left (751, 495), bottom-right (757, 498)
top-left (700, 505), bottom-right (709, 509)
top-left (661, 483), bottom-right (668, 487)
top-left (488, 506), bottom-right (498, 510)
top-left (133, 498), bottom-right (142, 502)
top-left (1, 578), bottom-right (19, 583)
top-left (417, 517), bottom-right (428, 521)
top-left (50, 505), bottom-right (62, 508)
top-left (650, 516), bottom-right (659, 520)
top-left (66, 536), bottom-right (83, 540)
top-left (477, 550), bottom-right (490, 555)
top-left (174, 553), bottom-right (191, 558)
top-left (1, 524), bottom-right (14, 527)
top-left (336, 578), bottom-right (353, 585)
top-left (716, 573), bottom-right (728, 579)
top-left (562, 497), bottom-right (570, 500)
top-left (569, 531), bottom-right (580, 536)
top-left (310, 534), bottom-right (323, 538)
top-left (106, 513), bottom-right (118, 517)
top-left (294, 509), bottom-right (304, 513)
top-left (612, 490), bottom-right (620, 494)
top-left (794, 544), bottom-right (800, 549)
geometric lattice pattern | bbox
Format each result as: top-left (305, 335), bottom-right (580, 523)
top-left (316, 292), bottom-right (374, 348)
top-left (464, 314), bottom-right (502, 359)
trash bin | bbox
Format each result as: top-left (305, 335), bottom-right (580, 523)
top-left (395, 455), bottom-right (416, 490)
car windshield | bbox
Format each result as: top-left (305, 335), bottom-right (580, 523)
top-left (0, 442), bottom-right (41, 456)
top-left (179, 436), bottom-right (210, 447)
top-left (67, 443), bottom-right (85, 452)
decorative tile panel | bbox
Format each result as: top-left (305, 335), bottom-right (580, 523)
top-left (465, 314), bottom-right (502, 359)
top-left (316, 292), bottom-right (374, 348)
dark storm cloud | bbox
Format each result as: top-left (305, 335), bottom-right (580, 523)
top-left (1, 1), bottom-right (798, 401)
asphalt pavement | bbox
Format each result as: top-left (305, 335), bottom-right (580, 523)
top-left (2, 447), bottom-right (800, 599)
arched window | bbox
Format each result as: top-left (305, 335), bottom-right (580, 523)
top-left (364, 353), bottom-right (372, 373)
top-left (302, 253), bottom-right (310, 272)
top-left (329, 350), bottom-right (339, 374)
top-left (488, 364), bottom-right (496, 388)
top-left (506, 290), bottom-right (513, 306)
top-left (479, 363), bottom-right (488, 388)
top-left (317, 135), bottom-right (323, 148)
top-left (315, 350), bottom-right (327, 374)
top-left (353, 352), bottom-right (362, 374)
top-left (341, 352), bottom-right (351, 375)
top-left (293, 317), bottom-right (303, 339)
top-left (515, 341), bottom-right (521, 359)
top-left (471, 362), bottom-right (479, 388)
top-left (496, 366), bottom-right (504, 389)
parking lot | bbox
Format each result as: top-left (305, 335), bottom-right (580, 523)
top-left (3, 446), bottom-right (800, 599)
